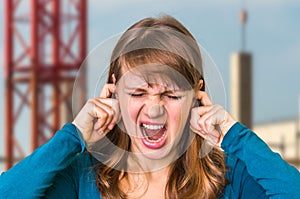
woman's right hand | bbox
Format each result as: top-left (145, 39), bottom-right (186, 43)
top-left (72, 84), bottom-right (121, 144)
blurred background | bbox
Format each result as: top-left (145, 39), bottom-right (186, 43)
top-left (0, 0), bottom-right (300, 172)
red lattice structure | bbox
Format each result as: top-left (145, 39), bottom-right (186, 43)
top-left (4, 0), bottom-right (87, 170)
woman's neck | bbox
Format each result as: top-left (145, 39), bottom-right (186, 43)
top-left (147, 165), bottom-right (170, 182)
top-left (120, 166), bottom-right (170, 199)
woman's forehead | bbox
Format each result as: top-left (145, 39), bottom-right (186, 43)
top-left (122, 76), bottom-right (179, 91)
top-left (118, 64), bottom-right (192, 90)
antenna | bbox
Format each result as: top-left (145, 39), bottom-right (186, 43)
top-left (230, 0), bottom-right (252, 128)
top-left (240, 8), bottom-right (247, 52)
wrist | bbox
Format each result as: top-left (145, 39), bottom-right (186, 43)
top-left (221, 113), bottom-right (237, 140)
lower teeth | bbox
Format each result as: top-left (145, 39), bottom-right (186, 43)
top-left (142, 129), bottom-right (165, 143)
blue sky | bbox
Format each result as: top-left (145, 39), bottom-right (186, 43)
top-left (0, 0), bottom-right (300, 170)
top-left (85, 0), bottom-right (300, 123)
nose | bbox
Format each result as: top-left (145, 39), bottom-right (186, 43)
top-left (144, 94), bottom-right (166, 119)
top-left (148, 103), bottom-right (165, 118)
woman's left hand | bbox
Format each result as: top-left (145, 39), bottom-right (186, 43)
top-left (190, 91), bottom-right (237, 146)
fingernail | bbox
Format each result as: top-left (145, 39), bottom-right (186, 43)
top-left (108, 123), bottom-right (115, 130)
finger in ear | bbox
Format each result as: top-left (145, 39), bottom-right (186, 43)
top-left (112, 74), bottom-right (116, 84)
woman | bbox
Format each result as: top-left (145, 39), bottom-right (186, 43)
top-left (0, 15), bottom-right (299, 199)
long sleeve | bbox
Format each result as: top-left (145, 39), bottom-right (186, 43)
top-left (44, 154), bottom-right (101, 199)
top-left (44, 162), bottom-right (80, 199)
top-left (0, 123), bottom-right (86, 199)
top-left (221, 122), bottom-right (300, 198)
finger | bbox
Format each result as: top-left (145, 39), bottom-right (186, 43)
top-left (197, 105), bottom-right (223, 133)
top-left (195, 91), bottom-right (212, 106)
top-left (94, 116), bottom-right (108, 131)
top-left (190, 119), bottom-right (219, 145)
top-left (99, 84), bottom-right (116, 98)
top-left (191, 105), bottom-right (214, 133)
top-left (93, 104), bottom-right (113, 130)
top-left (95, 105), bottom-right (114, 132)
top-left (190, 107), bottom-right (211, 136)
top-left (86, 99), bottom-right (114, 132)
top-left (94, 98), bottom-right (120, 127)
top-left (196, 105), bottom-right (215, 118)
top-left (190, 106), bottom-right (211, 133)
top-left (206, 129), bottom-right (221, 145)
top-left (190, 123), bottom-right (207, 139)
top-left (89, 127), bottom-right (108, 144)
top-left (204, 109), bottom-right (227, 144)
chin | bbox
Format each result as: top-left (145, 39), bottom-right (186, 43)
top-left (141, 145), bottom-right (173, 160)
top-left (134, 138), bottom-right (181, 163)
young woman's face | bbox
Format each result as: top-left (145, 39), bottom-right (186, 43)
top-left (116, 65), bottom-right (195, 160)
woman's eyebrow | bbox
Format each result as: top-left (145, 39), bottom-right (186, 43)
top-left (164, 89), bottom-right (187, 94)
top-left (124, 87), bottom-right (184, 93)
top-left (164, 90), bottom-right (178, 93)
top-left (122, 81), bottom-right (148, 90)
top-left (123, 87), bottom-right (148, 92)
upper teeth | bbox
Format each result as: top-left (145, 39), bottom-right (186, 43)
top-left (142, 124), bottom-right (164, 130)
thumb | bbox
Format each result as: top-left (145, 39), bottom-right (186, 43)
top-left (99, 84), bottom-right (116, 98)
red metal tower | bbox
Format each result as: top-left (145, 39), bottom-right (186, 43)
top-left (4, 0), bottom-right (87, 170)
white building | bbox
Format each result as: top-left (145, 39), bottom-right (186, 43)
top-left (253, 118), bottom-right (300, 169)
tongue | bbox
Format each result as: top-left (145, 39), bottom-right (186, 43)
top-left (144, 128), bottom-right (165, 140)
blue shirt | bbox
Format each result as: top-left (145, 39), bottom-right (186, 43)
top-left (1, 122), bottom-right (299, 198)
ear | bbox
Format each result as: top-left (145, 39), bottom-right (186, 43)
top-left (111, 74), bottom-right (118, 99)
top-left (112, 74), bottom-right (116, 84)
top-left (197, 79), bottom-right (204, 90)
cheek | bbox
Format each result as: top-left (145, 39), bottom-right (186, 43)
top-left (120, 97), bottom-right (143, 124)
top-left (165, 103), bottom-right (183, 124)
top-left (166, 101), bottom-right (191, 128)
top-left (119, 97), bottom-right (143, 136)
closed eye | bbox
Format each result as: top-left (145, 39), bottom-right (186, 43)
top-left (129, 93), bottom-right (145, 97)
top-left (165, 95), bottom-right (182, 100)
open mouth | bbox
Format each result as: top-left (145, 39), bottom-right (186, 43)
top-left (140, 123), bottom-right (167, 149)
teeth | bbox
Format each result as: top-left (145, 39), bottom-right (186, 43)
top-left (141, 123), bottom-right (166, 143)
top-left (142, 124), bottom-right (164, 130)
top-left (144, 132), bottom-right (166, 143)
top-left (142, 128), bottom-right (166, 143)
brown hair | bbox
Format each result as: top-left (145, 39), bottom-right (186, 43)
top-left (94, 15), bottom-right (226, 199)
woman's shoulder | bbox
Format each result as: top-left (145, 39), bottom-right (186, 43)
top-left (224, 154), bottom-right (267, 198)
top-left (60, 152), bottom-right (98, 185)
top-left (69, 152), bottom-right (97, 170)
top-left (225, 153), bottom-right (247, 181)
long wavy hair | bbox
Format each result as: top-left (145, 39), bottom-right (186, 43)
top-left (94, 15), bottom-right (227, 199)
